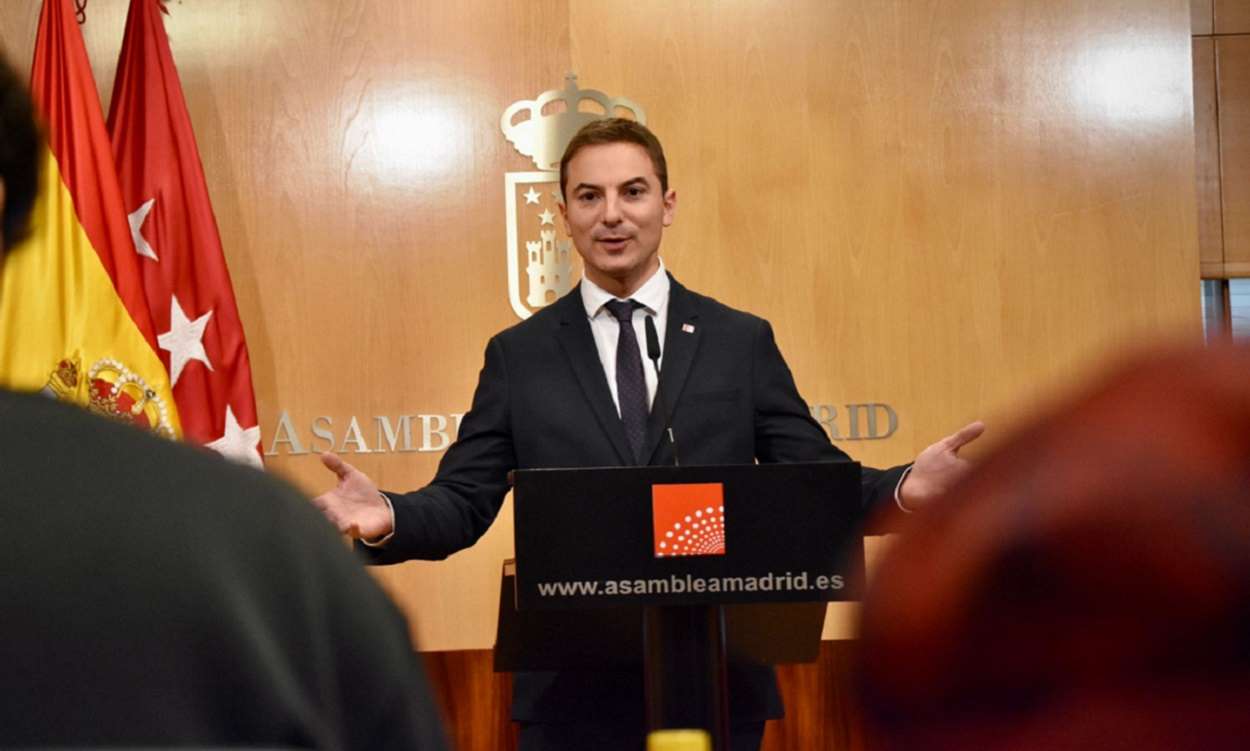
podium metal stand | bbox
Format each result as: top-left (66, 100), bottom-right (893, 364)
top-left (494, 462), bottom-right (864, 750)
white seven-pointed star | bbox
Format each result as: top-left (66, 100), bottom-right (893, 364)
top-left (206, 405), bottom-right (262, 469)
top-left (128, 197), bottom-right (158, 261)
top-left (158, 295), bottom-right (214, 387)
top-left (523, 186), bottom-right (541, 205)
top-left (539, 208), bottom-right (555, 225)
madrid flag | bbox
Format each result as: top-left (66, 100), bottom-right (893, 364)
top-left (108, 0), bottom-right (262, 467)
top-left (0, 0), bottom-right (180, 438)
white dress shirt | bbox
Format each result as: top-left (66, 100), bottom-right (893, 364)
top-left (579, 259), bottom-right (670, 417)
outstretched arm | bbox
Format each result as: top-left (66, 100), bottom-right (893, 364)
top-left (310, 452), bottom-right (394, 541)
top-left (898, 420), bottom-right (985, 508)
top-left (310, 336), bottom-right (518, 564)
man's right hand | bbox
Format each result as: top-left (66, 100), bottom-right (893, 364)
top-left (311, 452), bottom-right (394, 541)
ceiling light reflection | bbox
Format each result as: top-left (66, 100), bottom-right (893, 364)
top-left (1072, 40), bottom-right (1188, 124)
top-left (350, 89), bottom-right (469, 187)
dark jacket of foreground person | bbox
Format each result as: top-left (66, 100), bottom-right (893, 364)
top-left (0, 389), bottom-right (448, 749)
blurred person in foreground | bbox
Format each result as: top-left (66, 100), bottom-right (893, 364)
top-left (0, 56), bottom-right (447, 749)
top-left (855, 343), bottom-right (1250, 750)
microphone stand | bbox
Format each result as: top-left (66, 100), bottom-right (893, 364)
top-left (645, 314), bottom-right (679, 466)
top-left (641, 315), bottom-right (728, 750)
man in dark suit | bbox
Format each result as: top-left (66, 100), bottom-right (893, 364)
top-left (314, 118), bottom-right (982, 750)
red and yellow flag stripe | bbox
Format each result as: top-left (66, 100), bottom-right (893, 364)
top-left (0, 0), bottom-right (180, 437)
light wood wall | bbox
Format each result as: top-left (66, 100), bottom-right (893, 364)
top-left (1, 0), bottom-right (1201, 746)
top-left (1193, 0), bottom-right (1250, 277)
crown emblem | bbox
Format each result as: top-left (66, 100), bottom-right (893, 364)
top-left (42, 355), bottom-right (175, 437)
top-left (41, 354), bottom-right (175, 437)
top-left (84, 358), bottom-right (173, 437)
top-left (501, 74), bottom-right (647, 171)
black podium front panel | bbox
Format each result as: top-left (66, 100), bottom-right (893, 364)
top-left (493, 559), bottom-right (830, 671)
top-left (512, 462), bottom-right (864, 610)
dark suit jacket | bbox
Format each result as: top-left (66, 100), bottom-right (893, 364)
top-left (0, 390), bottom-right (448, 749)
top-left (359, 275), bottom-right (907, 723)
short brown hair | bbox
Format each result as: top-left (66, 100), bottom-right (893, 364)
top-left (559, 117), bottom-right (668, 198)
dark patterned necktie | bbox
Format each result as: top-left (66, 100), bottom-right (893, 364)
top-left (604, 299), bottom-right (649, 463)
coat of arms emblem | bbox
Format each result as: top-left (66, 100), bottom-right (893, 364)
top-left (43, 354), bottom-right (174, 437)
top-left (500, 75), bottom-right (646, 319)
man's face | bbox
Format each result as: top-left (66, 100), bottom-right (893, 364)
top-left (559, 141), bottom-right (676, 296)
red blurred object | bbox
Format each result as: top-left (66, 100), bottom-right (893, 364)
top-left (856, 344), bottom-right (1250, 750)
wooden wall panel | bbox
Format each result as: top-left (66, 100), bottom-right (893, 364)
top-left (762, 641), bottom-right (864, 751)
top-left (1215, 0), bottom-right (1250, 34)
top-left (1194, 0), bottom-right (1214, 35)
top-left (1195, 37), bottom-right (1226, 275)
top-left (569, 0), bottom-right (1199, 473)
top-left (423, 650), bottom-right (517, 751)
top-left (1219, 35), bottom-right (1250, 274)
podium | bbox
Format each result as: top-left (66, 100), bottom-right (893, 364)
top-left (494, 462), bottom-right (865, 750)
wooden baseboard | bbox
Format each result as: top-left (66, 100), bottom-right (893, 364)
top-left (421, 641), bottom-right (864, 751)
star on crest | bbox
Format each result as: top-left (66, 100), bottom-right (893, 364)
top-left (158, 295), bottom-right (214, 387)
top-left (128, 197), bottom-right (158, 261)
top-left (523, 186), bottom-right (541, 205)
top-left (539, 208), bottom-right (555, 225)
top-left (206, 405), bottom-right (262, 469)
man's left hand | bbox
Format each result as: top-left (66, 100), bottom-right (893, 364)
top-left (899, 421), bottom-right (985, 508)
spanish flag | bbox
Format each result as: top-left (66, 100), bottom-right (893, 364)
top-left (0, 0), bottom-right (180, 437)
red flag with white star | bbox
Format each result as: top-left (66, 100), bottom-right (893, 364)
top-left (107, 0), bottom-right (262, 466)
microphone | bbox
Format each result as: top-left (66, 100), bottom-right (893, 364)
top-left (644, 315), bottom-right (680, 467)
top-left (644, 314), bottom-right (662, 362)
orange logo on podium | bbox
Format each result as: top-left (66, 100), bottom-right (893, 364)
top-left (652, 483), bottom-right (726, 558)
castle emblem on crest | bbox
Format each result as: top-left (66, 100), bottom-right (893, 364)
top-left (501, 75), bottom-right (646, 319)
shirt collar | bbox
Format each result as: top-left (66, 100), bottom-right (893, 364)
top-left (580, 258), bottom-right (670, 319)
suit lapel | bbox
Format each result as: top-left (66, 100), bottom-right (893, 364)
top-left (642, 277), bottom-right (701, 464)
top-left (553, 286), bottom-right (635, 465)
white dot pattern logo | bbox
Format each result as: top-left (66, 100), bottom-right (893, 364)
top-left (651, 482), bottom-right (727, 558)
top-left (658, 505), bottom-right (726, 557)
